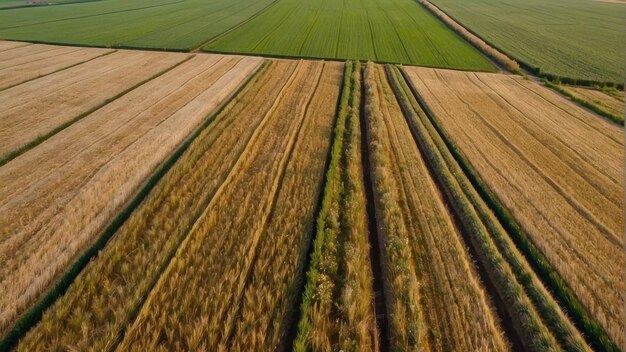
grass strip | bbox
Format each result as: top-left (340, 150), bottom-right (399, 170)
top-left (294, 61), bottom-right (377, 351)
top-left (415, 0), bottom-right (520, 73)
top-left (294, 60), bottom-right (355, 351)
top-left (542, 79), bottom-right (623, 126)
top-left (0, 59), bottom-right (266, 352)
top-left (398, 66), bottom-right (620, 352)
top-left (0, 54), bottom-right (192, 167)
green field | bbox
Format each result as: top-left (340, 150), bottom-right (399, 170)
top-left (204, 0), bottom-right (494, 70)
top-left (0, 0), bottom-right (495, 71)
top-left (0, 0), bottom-right (101, 9)
top-left (0, 0), bottom-right (276, 50)
top-left (429, 0), bottom-right (625, 83)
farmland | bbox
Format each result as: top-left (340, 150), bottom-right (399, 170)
top-left (0, 47), bottom-right (262, 340)
top-left (0, 43), bottom-right (113, 91)
top-left (404, 66), bottom-right (624, 348)
top-left (428, 0), bottom-right (626, 83)
top-left (0, 48), bottom-right (181, 160)
top-left (362, 63), bottom-right (509, 351)
top-left (1, 30), bottom-right (624, 352)
top-left (0, 0), bottom-right (276, 50)
top-left (0, 0), bottom-right (99, 9)
top-left (204, 0), bottom-right (494, 70)
top-left (0, 0), bottom-right (495, 70)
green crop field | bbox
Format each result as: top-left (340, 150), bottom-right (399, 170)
top-left (0, 0), bottom-right (276, 50)
top-left (204, 0), bottom-right (494, 70)
top-left (0, 0), bottom-right (100, 9)
top-left (429, 0), bottom-right (625, 83)
top-left (0, 0), bottom-right (495, 71)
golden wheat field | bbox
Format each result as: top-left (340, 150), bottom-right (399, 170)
top-left (404, 66), bottom-right (625, 347)
top-left (0, 50), bottom-right (261, 337)
top-left (1, 35), bottom-right (623, 352)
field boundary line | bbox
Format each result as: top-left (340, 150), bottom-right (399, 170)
top-left (191, 0), bottom-right (282, 52)
top-left (398, 66), bottom-right (620, 352)
top-left (0, 41), bottom-right (31, 53)
top-left (0, 48), bottom-right (116, 93)
top-left (289, 62), bottom-right (351, 351)
top-left (202, 48), bottom-right (501, 73)
top-left (0, 54), bottom-right (191, 168)
top-left (541, 79), bottom-right (624, 126)
top-left (0, 58), bottom-right (266, 352)
top-left (361, 65), bottom-right (405, 350)
top-left (415, 0), bottom-right (623, 88)
top-left (413, 0), bottom-right (517, 73)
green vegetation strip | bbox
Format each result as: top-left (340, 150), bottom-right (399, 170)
top-left (0, 60), bottom-right (266, 352)
top-left (295, 61), bottom-right (355, 351)
top-left (295, 61), bottom-right (377, 351)
top-left (397, 67), bottom-right (620, 352)
top-left (542, 79), bottom-right (624, 126)
top-left (0, 54), bottom-right (190, 167)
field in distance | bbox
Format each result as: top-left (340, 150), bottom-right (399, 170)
top-left (0, 0), bottom-right (99, 9)
top-left (0, 0), bottom-right (276, 51)
top-left (0, 0), bottom-right (495, 71)
top-left (203, 0), bottom-right (494, 70)
top-left (429, 0), bottom-right (626, 84)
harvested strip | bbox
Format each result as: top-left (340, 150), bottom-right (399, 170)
top-left (294, 61), bottom-right (378, 351)
top-left (0, 40), bottom-right (30, 52)
top-left (0, 49), bottom-right (186, 157)
top-left (117, 60), bottom-right (336, 351)
top-left (564, 86), bottom-right (624, 120)
top-left (16, 60), bottom-right (292, 352)
top-left (390, 65), bottom-right (590, 351)
top-left (404, 66), bottom-right (625, 347)
top-left (0, 44), bottom-right (114, 90)
top-left (0, 54), bottom-right (262, 336)
top-left (363, 62), bottom-right (508, 351)
top-left (229, 61), bottom-right (342, 350)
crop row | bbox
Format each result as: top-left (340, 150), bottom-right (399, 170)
top-left (404, 66), bottom-right (623, 350)
top-left (295, 61), bottom-right (379, 351)
top-left (0, 54), bottom-right (262, 347)
top-left (2, 51), bottom-right (621, 352)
